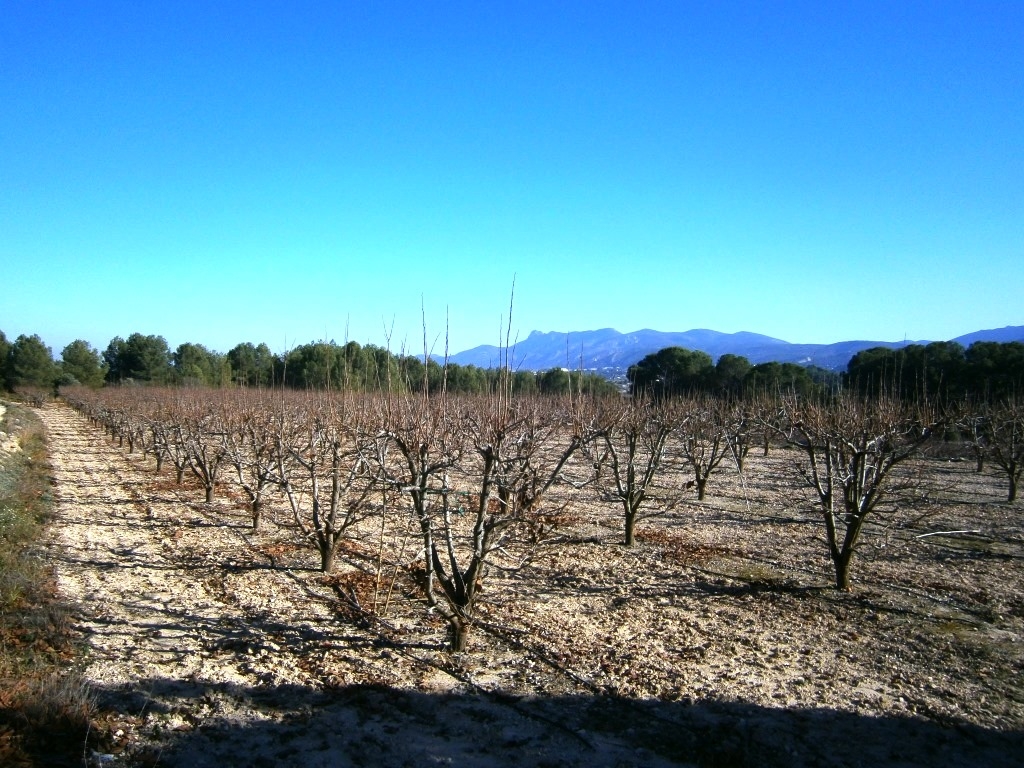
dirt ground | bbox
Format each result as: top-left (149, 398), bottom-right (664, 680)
top-left (37, 401), bottom-right (1024, 767)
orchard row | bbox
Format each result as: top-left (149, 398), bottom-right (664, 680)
top-left (61, 386), bottom-right (1020, 650)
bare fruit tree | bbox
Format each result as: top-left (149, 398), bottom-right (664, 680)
top-left (177, 397), bottom-right (229, 504)
top-left (594, 396), bottom-right (680, 547)
top-left (979, 398), bottom-right (1024, 502)
top-left (224, 394), bottom-right (284, 530)
top-left (378, 391), bottom-right (466, 647)
top-left (478, 394), bottom-right (592, 553)
top-left (275, 395), bottom-right (380, 573)
top-left (750, 394), bottom-right (786, 457)
top-left (162, 413), bottom-right (193, 485)
top-left (675, 395), bottom-right (733, 501)
top-left (380, 391), bottom-right (585, 652)
top-left (780, 394), bottom-right (937, 590)
top-left (956, 404), bottom-right (989, 473)
top-left (722, 399), bottom-right (755, 472)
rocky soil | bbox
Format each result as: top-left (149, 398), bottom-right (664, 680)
top-left (37, 402), bottom-right (1024, 767)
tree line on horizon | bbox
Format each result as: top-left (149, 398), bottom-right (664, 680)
top-left (3, 327), bottom-right (1022, 402)
top-left (845, 340), bottom-right (1024, 402)
top-left (0, 330), bottom-right (620, 396)
top-left (626, 347), bottom-right (837, 397)
top-left (626, 340), bottom-right (1024, 401)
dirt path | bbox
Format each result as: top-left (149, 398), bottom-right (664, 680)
top-left (39, 402), bottom-right (1024, 767)
top-left (41, 403), bottom-right (323, 761)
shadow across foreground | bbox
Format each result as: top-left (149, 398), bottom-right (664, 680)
top-left (89, 678), bottom-right (1024, 768)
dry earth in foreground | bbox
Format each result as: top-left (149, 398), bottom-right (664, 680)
top-left (37, 402), bottom-right (1024, 767)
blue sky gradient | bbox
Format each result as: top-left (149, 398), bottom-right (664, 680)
top-left (2, 1), bottom-right (1022, 360)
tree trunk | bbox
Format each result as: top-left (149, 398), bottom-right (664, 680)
top-left (696, 476), bottom-right (709, 501)
top-left (450, 616), bottom-right (471, 652)
top-left (833, 548), bottom-right (854, 591)
top-left (176, 467), bottom-right (184, 484)
top-left (624, 508), bottom-right (637, 547)
top-left (155, 453), bottom-right (164, 472)
top-left (1009, 473), bottom-right (1018, 503)
top-left (205, 485), bottom-right (214, 503)
top-left (320, 545), bottom-right (336, 574)
top-left (251, 497), bottom-right (263, 531)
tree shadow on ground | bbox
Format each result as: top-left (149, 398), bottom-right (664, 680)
top-left (85, 678), bottom-right (1024, 768)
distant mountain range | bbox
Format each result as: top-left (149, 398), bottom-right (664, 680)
top-left (444, 325), bottom-right (1024, 375)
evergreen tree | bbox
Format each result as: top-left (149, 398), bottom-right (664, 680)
top-left (60, 340), bottom-right (106, 388)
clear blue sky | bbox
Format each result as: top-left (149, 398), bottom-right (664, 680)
top-left (2, 1), bottom-right (1022, 360)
